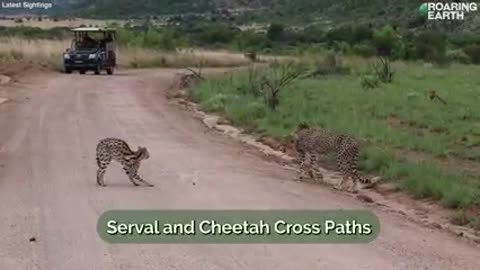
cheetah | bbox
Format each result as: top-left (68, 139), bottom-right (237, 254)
top-left (95, 138), bottom-right (154, 187)
top-left (288, 123), bottom-right (371, 193)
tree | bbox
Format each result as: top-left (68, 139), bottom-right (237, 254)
top-left (267, 23), bottom-right (285, 41)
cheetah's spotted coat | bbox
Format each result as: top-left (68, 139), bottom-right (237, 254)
top-left (289, 124), bottom-right (371, 192)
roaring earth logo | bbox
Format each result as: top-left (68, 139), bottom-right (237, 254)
top-left (418, 1), bottom-right (478, 20)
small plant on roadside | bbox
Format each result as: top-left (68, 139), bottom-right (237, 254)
top-left (242, 65), bottom-right (263, 97)
top-left (258, 61), bottom-right (305, 111)
top-left (179, 59), bottom-right (205, 89)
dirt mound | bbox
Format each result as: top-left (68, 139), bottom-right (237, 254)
top-left (0, 75), bottom-right (11, 85)
top-left (0, 63), bottom-right (48, 82)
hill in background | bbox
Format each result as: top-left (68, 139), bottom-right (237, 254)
top-left (0, 0), bottom-right (479, 33)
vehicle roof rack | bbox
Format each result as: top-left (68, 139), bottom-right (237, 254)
top-left (71, 27), bottom-right (116, 32)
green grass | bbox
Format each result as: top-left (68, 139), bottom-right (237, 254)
top-left (190, 59), bottom-right (480, 212)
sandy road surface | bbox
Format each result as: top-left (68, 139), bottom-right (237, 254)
top-left (0, 69), bottom-right (478, 270)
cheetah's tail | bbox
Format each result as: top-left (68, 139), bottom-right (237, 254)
top-left (353, 170), bottom-right (371, 184)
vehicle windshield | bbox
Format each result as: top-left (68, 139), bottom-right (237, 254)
top-left (75, 40), bottom-right (100, 51)
top-left (72, 32), bottom-right (108, 52)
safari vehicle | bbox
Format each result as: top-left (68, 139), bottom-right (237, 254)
top-left (63, 27), bottom-right (117, 75)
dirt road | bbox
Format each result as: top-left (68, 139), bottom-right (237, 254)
top-left (0, 69), bottom-right (478, 270)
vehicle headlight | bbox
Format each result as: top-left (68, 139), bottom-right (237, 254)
top-left (64, 54), bottom-right (70, 59)
top-left (88, 54), bottom-right (97, 59)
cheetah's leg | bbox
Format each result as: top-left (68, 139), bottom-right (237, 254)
top-left (335, 150), bottom-right (353, 191)
top-left (348, 150), bottom-right (364, 193)
top-left (294, 151), bottom-right (306, 181)
top-left (297, 152), bottom-right (312, 181)
top-left (308, 154), bottom-right (323, 183)
top-left (96, 155), bottom-right (111, 187)
top-left (123, 166), bottom-right (154, 187)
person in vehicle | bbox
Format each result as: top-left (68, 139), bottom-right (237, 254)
top-left (81, 34), bottom-right (97, 48)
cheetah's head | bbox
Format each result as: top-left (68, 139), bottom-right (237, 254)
top-left (139, 147), bottom-right (150, 160)
top-left (282, 123), bottom-right (310, 152)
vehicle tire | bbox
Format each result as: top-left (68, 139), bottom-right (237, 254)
top-left (94, 65), bottom-right (101, 75)
top-left (65, 68), bottom-right (72, 74)
top-left (106, 67), bottom-right (114, 75)
top-left (79, 70), bottom-right (86, 75)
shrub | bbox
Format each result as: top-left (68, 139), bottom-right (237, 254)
top-left (352, 43), bottom-right (376, 57)
top-left (372, 57), bottom-right (394, 83)
top-left (267, 23), bottom-right (285, 41)
top-left (301, 25), bottom-right (325, 43)
top-left (197, 24), bottom-right (240, 45)
top-left (447, 49), bottom-right (471, 64)
top-left (360, 74), bottom-right (380, 90)
top-left (306, 51), bottom-right (351, 77)
top-left (258, 62), bottom-right (305, 110)
top-left (351, 25), bottom-right (374, 44)
top-left (412, 30), bottom-right (447, 64)
top-left (449, 32), bottom-right (480, 48)
top-left (372, 25), bottom-right (403, 58)
top-left (116, 28), bottom-right (181, 50)
top-left (324, 24), bottom-right (372, 46)
top-left (236, 30), bottom-right (271, 51)
top-left (463, 44), bottom-right (480, 64)
top-left (332, 41), bottom-right (351, 54)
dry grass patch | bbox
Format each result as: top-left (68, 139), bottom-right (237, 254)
top-left (0, 17), bottom-right (125, 29)
top-left (0, 38), bottom-right (283, 70)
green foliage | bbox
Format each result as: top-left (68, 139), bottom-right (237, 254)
top-left (325, 25), bottom-right (353, 45)
top-left (195, 24), bottom-right (240, 45)
top-left (449, 32), bottom-right (480, 48)
top-left (80, 0), bottom-right (213, 17)
top-left (236, 30), bottom-right (271, 51)
top-left (463, 44), bottom-right (480, 64)
top-left (116, 28), bottom-right (185, 50)
top-left (267, 23), bottom-right (286, 41)
top-left (191, 61), bottom-right (480, 209)
top-left (372, 57), bottom-right (394, 83)
top-left (305, 52), bottom-right (351, 77)
top-left (372, 25), bottom-right (403, 58)
top-left (360, 74), bottom-right (380, 90)
top-left (412, 30), bottom-right (447, 64)
top-left (0, 26), bottom-right (70, 39)
top-left (352, 43), bottom-right (376, 57)
top-left (324, 24), bottom-right (373, 47)
top-left (258, 61), bottom-right (305, 110)
top-left (360, 57), bottom-right (394, 89)
top-left (447, 49), bottom-right (471, 64)
top-left (331, 41), bottom-right (351, 54)
top-left (301, 25), bottom-right (325, 43)
top-left (2, 17), bottom-right (480, 66)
